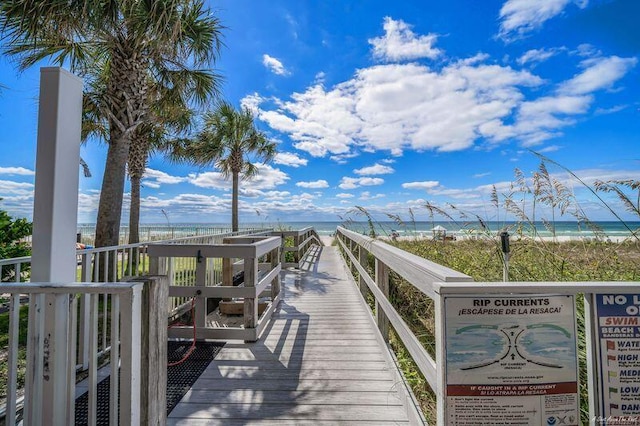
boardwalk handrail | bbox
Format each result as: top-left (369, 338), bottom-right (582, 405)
top-left (148, 235), bottom-right (282, 341)
top-left (336, 226), bottom-right (640, 425)
top-left (272, 227), bottom-right (322, 267)
top-left (1, 228), bottom-right (271, 367)
top-left (336, 226), bottom-right (472, 391)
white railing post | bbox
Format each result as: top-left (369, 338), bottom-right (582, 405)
top-left (271, 246), bottom-right (281, 300)
top-left (195, 253), bottom-right (207, 328)
top-left (30, 67), bottom-right (83, 424)
top-left (119, 286), bottom-right (142, 426)
top-left (137, 276), bottom-right (169, 426)
top-left (244, 257), bottom-right (259, 340)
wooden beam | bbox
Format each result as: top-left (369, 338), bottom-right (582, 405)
top-left (244, 258), bottom-right (259, 340)
top-left (136, 276), bottom-right (168, 426)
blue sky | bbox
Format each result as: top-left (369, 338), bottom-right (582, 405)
top-left (0, 0), bottom-right (639, 224)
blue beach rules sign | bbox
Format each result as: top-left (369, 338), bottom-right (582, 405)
top-left (594, 294), bottom-right (640, 425)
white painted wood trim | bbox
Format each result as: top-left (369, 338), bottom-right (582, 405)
top-left (119, 287), bottom-right (142, 426)
top-left (6, 295), bottom-right (20, 426)
top-left (109, 295), bottom-right (120, 426)
top-left (88, 293), bottom-right (99, 426)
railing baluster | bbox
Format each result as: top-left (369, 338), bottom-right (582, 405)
top-left (6, 294), bottom-right (20, 426)
top-left (24, 293), bottom-right (44, 426)
top-left (102, 294), bottom-right (108, 351)
top-left (79, 253), bottom-right (91, 369)
top-left (67, 294), bottom-right (78, 425)
top-left (88, 293), bottom-right (98, 426)
top-left (93, 252), bottom-right (99, 282)
top-left (127, 247), bottom-right (133, 276)
top-left (112, 248), bottom-right (118, 281)
top-left (109, 294), bottom-right (120, 426)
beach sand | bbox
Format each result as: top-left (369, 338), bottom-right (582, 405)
top-left (376, 235), bottom-right (633, 244)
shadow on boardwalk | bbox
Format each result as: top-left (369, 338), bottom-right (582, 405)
top-left (168, 245), bottom-right (411, 425)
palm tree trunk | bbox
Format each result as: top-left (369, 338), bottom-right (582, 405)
top-left (232, 171), bottom-right (239, 232)
top-left (95, 136), bottom-right (130, 248)
top-left (129, 175), bottom-right (141, 244)
top-left (93, 134), bottom-right (129, 282)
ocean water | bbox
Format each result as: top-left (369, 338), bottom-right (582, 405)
top-left (77, 220), bottom-right (639, 243)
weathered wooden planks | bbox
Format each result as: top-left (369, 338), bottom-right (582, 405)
top-left (168, 245), bottom-right (416, 425)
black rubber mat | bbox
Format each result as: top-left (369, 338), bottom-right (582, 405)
top-left (74, 341), bottom-right (224, 425)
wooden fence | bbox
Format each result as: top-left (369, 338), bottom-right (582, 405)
top-left (1, 281), bottom-right (153, 425)
top-left (336, 226), bottom-right (640, 424)
top-left (147, 235), bottom-right (283, 342)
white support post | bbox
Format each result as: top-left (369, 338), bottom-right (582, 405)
top-left (120, 286), bottom-right (142, 426)
top-left (244, 257), bottom-right (259, 339)
top-left (30, 67), bottom-right (83, 425)
top-left (195, 255), bottom-right (207, 328)
top-left (31, 67), bottom-right (83, 282)
top-left (435, 295), bottom-right (446, 426)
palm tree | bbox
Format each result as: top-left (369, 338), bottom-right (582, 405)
top-left (127, 108), bottom-right (191, 244)
top-left (127, 69), bottom-right (218, 244)
top-left (174, 102), bottom-right (277, 231)
top-left (0, 0), bottom-right (222, 248)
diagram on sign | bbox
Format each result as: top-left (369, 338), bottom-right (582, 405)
top-left (456, 323), bottom-right (570, 371)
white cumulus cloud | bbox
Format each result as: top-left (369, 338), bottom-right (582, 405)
top-left (517, 47), bottom-right (563, 65)
top-left (274, 152), bottom-right (308, 168)
top-left (402, 181), bottom-right (440, 190)
top-left (250, 21), bottom-right (635, 156)
top-left (559, 56), bottom-right (638, 95)
top-left (339, 177), bottom-right (384, 190)
top-left (354, 163), bottom-right (395, 175)
top-left (498, 0), bottom-right (588, 42)
top-left (369, 17), bottom-right (442, 62)
top-left (0, 166), bottom-right (35, 176)
top-left (296, 180), bottom-right (329, 189)
top-left (262, 54), bottom-right (290, 76)
top-left (188, 164), bottom-right (288, 190)
top-left (143, 168), bottom-right (186, 188)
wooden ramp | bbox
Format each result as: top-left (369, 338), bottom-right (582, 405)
top-left (168, 244), bottom-right (421, 425)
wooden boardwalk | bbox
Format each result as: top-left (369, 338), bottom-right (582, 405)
top-left (168, 243), bottom-right (422, 425)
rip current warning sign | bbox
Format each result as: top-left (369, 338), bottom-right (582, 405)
top-left (444, 294), bottom-right (579, 426)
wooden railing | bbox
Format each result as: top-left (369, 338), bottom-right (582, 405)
top-left (272, 227), bottom-right (323, 268)
top-left (76, 225), bottom-right (267, 246)
top-left (336, 226), bottom-right (640, 424)
top-left (336, 227), bottom-right (472, 398)
top-left (1, 229), bottom-right (270, 368)
top-left (147, 235), bottom-right (282, 342)
top-left (2, 278), bottom-right (167, 425)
